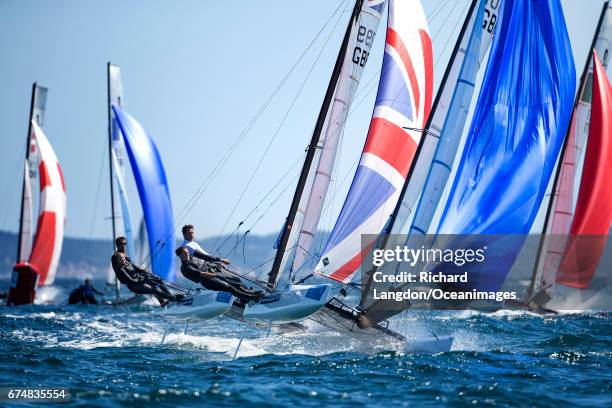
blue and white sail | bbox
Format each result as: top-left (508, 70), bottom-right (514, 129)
top-left (390, 0), bottom-right (499, 237)
top-left (112, 104), bottom-right (176, 281)
top-left (106, 64), bottom-right (137, 286)
top-left (111, 149), bottom-right (135, 259)
top-left (436, 0), bottom-right (576, 290)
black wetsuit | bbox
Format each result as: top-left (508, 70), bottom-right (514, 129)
top-left (179, 255), bottom-right (262, 302)
top-left (111, 252), bottom-right (175, 303)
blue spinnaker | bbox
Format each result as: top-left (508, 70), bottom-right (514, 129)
top-left (436, 0), bottom-right (576, 290)
top-left (112, 104), bottom-right (175, 281)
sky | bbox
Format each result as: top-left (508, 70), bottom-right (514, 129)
top-left (0, 0), bottom-right (605, 241)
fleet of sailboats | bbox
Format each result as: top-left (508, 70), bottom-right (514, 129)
top-left (3, 0), bottom-right (611, 353)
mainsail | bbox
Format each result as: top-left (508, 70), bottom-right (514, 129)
top-left (315, 0), bottom-right (433, 284)
top-left (29, 120), bottom-right (67, 286)
top-left (18, 161), bottom-right (34, 263)
top-left (287, 0), bottom-right (386, 281)
top-left (112, 104), bottom-right (175, 281)
top-left (267, 0), bottom-right (385, 289)
top-left (435, 0), bottom-right (576, 290)
top-left (555, 51), bottom-right (612, 288)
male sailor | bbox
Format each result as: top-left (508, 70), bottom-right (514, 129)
top-left (180, 224), bottom-right (231, 265)
top-left (111, 236), bottom-right (180, 306)
top-left (175, 246), bottom-right (264, 302)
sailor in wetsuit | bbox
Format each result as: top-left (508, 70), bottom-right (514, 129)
top-left (111, 236), bottom-right (178, 306)
top-left (175, 246), bottom-right (264, 302)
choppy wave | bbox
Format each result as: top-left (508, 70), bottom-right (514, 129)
top-left (1, 282), bottom-right (610, 407)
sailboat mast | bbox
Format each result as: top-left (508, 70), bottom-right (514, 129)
top-left (107, 63), bottom-right (118, 247)
top-left (267, 0), bottom-right (364, 288)
top-left (107, 63), bottom-right (120, 299)
top-left (16, 82), bottom-right (37, 263)
top-left (526, 1), bottom-right (609, 301)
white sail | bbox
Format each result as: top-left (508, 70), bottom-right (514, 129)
top-left (285, 0), bottom-right (387, 282)
top-left (17, 160), bottom-right (34, 263)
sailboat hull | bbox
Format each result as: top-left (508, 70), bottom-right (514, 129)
top-left (160, 290), bottom-right (234, 321)
top-left (7, 263), bottom-right (38, 306)
top-left (243, 284), bottom-right (331, 323)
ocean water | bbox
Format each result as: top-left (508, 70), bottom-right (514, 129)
top-left (0, 279), bottom-right (610, 407)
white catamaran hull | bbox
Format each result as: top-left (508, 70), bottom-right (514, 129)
top-left (160, 290), bottom-right (234, 321)
top-left (243, 284), bottom-right (331, 324)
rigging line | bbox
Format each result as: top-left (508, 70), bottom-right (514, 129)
top-left (84, 141), bottom-right (108, 257)
top-left (170, 0), bottom-right (349, 236)
top-left (222, 164), bottom-right (302, 258)
top-left (214, 152), bottom-right (305, 255)
top-left (244, 243), bottom-right (300, 275)
top-left (431, 0), bottom-right (463, 44)
top-left (212, 2), bottom-right (348, 251)
top-left (135, 0), bottom-right (348, 270)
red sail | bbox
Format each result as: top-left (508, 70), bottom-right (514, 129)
top-left (557, 50), bottom-right (612, 288)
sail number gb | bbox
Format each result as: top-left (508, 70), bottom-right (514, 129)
top-left (353, 25), bottom-right (375, 67)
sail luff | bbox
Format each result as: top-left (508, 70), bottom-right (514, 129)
top-left (267, 0), bottom-right (367, 289)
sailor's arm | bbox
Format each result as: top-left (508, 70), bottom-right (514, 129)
top-left (193, 249), bottom-right (230, 264)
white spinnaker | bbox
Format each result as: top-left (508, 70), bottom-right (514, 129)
top-left (285, 1), bottom-right (386, 281)
top-left (390, 0), bottom-right (498, 235)
top-left (17, 160), bottom-right (34, 263)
